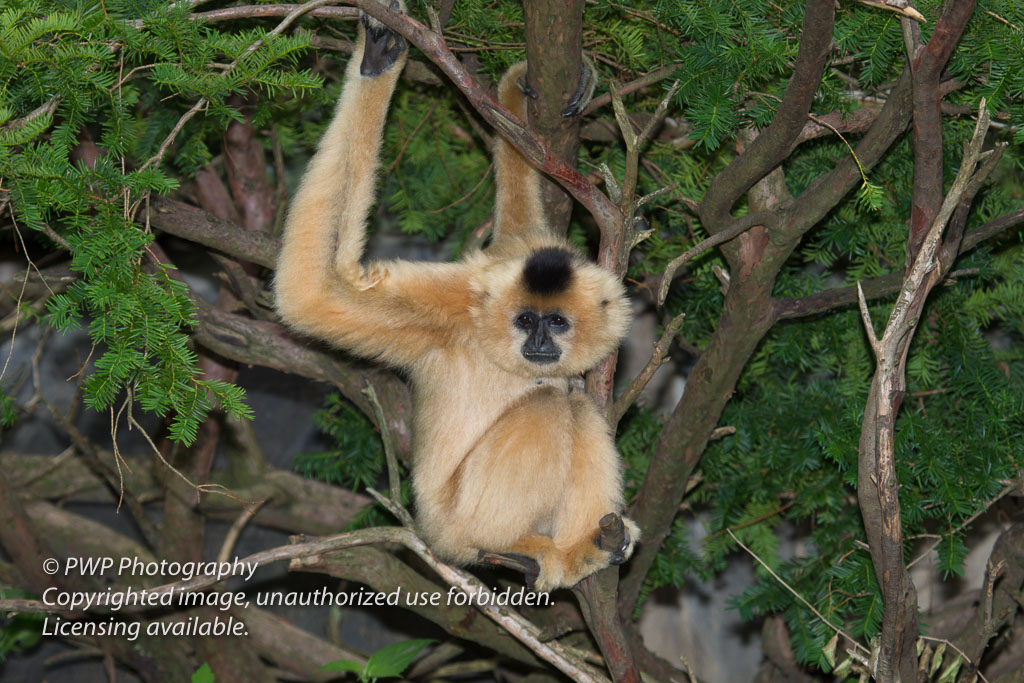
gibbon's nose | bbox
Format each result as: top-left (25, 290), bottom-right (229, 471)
top-left (521, 319), bottom-right (561, 364)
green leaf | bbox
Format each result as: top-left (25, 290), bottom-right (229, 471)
top-left (363, 639), bottom-right (435, 680)
top-left (318, 659), bottom-right (364, 674)
top-left (191, 662), bottom-right (215, 683)
top-left (0, 588), bottom-right (45, 658)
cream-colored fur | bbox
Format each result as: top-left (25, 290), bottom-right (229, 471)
top-left (275, 6), bottom-right (638, 591)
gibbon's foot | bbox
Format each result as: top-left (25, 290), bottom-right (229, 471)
top-left (478, 551), bottom-right (541, 589)
top-left (359, 0), bottom-right (407, 77)
top-left (593, 513), bottom-right (636, 565)
top-left (561, 57), bottom-right (598, 118)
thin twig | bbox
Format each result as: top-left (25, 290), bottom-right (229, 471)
top-left (363, 382), bottom-right (415, 528)
top-left (0, 263), bottom-right (31, 384)
top-left (118, 526), bottom-right (610, 682)
top-left (906, 483), bottom-right (1015, 569)
top-left (140, 0), bottom-right (344, 173)
top-left (657, 210), bottom-right (774, 305)
top-left (610, 312), bottom-right (684, 425)
top-left (984, 9), bottom-right (1021, 32)
top-left (0, 97), bottom-right (61, 133)
top-left (917, 636), bottom-right (990, 683)
top-left (583, 64), bottom-right (681, 116)
top-left (217, 498), bottom-right (269, 564)
top-left (727, 528), bottom-right (870, 655)
top-left (126, 401), bottom-right (238, 502)
top-left (857, 281), bottom-right (880, 354)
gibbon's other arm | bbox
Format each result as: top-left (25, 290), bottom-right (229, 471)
top-left (275, 3), bottom-right (474, 367)
top-left (489, 59), bottom-right (597, 250)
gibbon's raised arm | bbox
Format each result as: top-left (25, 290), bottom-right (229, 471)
top-left (491, 62), bottom-right (546, 247)
top-left (275, 5), bottom-right (474, 367)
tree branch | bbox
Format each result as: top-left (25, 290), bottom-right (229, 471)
top-left (657, 209), bottom-right (775, 305)
top-left (351, 0), bottom-right (624, 246)
top-left (905, 0), bottom-right (978, 264)
top-left (772, 206), bottom-right (1024, 320)
top-left (857, 100), bottom-right (994, 683)
top-left (610, 312), bottom-right (685, 426)
top-left (698, 0), bottom-right (834, 236)
top-left (151, 197), bottom-right (279, 268)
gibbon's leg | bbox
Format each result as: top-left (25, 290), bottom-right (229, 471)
top-left (276, 1), bottom-right (475, 366)
top-left (416, 387), bottom-right (574, 568)
top-left (505, 393), bottom-right (639, 592)
top-left (426, 388), bottom-right (637, 591)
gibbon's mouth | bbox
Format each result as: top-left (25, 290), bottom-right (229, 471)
top-left (522, 351), bottom-right (560, 364)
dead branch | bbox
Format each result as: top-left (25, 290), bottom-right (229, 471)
top-left (856, 100), bottom-right (995, 683)
top-left (610, 312), bottom-right (685, 425)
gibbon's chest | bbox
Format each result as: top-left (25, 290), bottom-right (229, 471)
top-left (409, 349), bottom-right (571, 465)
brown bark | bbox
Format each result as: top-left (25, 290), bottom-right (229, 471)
top-left (623, 0), bottom-right (839, 611)
top-left (242, 607), bottom-right (368, 680)
top-left (0, 474), bottom-right (57, 590)
top-left (296, 545), bottom-right (543, 666)
top-left (949, 523), bottom-right (1024, 676)
top-left (754, 616), bottom-right (817, 683)
top-left (773, 207), bottom-right (1024, 320)
top-left (191, 299), bottom-right (413, 457)
top-left (857, 101), bottom-right (994, 683)
top-left (4, 452), bottom-right (370, 535)
top-left (151, 197), bottom-right (279, 268)
top-left (906, 0), bottom-right (978, 264)
top-left (523, 0), bottom-right (585, 235)
top-left (574, 569), bottom-right (641, 683)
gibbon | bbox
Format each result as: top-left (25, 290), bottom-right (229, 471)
top-left (275, 1), bottom-right (638, 591)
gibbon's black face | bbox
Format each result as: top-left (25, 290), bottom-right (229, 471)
top-left (515, 310), bottom-right (570, 363)
top-left (475, 244), bottom-right (631, 378)
top-left (516, 247), bottom-right (574, 364)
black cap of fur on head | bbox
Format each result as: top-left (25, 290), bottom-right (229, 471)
top-left (522, 247), bottom-right (575, 296)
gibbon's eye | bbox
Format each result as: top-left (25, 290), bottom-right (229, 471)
top-left (546, 313), bottom-right (570, 332)
top-left (515, 312), bottom-right (538, 329)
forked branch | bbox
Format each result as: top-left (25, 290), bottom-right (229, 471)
top-left (856, 101), bottom-right (998, 683)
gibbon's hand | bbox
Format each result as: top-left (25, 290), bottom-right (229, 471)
top-left (359, 0), bottom-right (407, 77)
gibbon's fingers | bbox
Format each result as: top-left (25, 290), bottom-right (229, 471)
top-left (561, 56), bottom-right (598, 118)
top-left (359, 0), bottom-right (407, 77)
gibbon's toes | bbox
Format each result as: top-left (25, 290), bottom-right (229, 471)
top-left (594, 512), bottom-right (631, 565)
top-left (592, 513), bottom-right (639, 565)
top-left (561, 56), bottom-right (598, 118)
top-left (620, 516), bottom-right (640, 562)
top-left (359, 0), bottom-right (408, 77)
top-left (608, 527), bottom-right (631, 565)
top-left (478, 551), bottom-right (540, 589)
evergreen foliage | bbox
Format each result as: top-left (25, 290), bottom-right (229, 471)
top-left (2, 0), bottom-right (1022, 677)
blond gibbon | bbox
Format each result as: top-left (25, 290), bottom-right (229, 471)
top-left (275, 1), bottom-right (638, 591)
